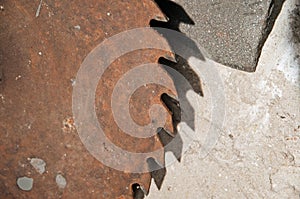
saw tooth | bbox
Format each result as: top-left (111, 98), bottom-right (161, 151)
top-left (159, 54), bottom-right (177, 63)
top-left (146, 157), bottom-right (166, 190)
top-left (132, 183), bottom-right (145, 199)
top-left (161, 93), bottom-right (181, 130)
top-left (157, 128), bottom-right (183, 162)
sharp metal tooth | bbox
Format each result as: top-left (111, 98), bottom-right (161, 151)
top-left (157, 127), bottom-right (174, 145)
top-left (158, 55), bottom-right (177, 65)
top-left (147, 157), bottom-right (166, 190)
top-left (161, 93), bottom-right (180, 110)
top-left (132, 183), bottom-right (145, 199)
top-left (157, 128), bottom-right (183, 162)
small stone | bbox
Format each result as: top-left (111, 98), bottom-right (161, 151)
top-left (56, 174), bottom-right (67, 189)
top-left (107, 12), bottom-right (111, 16)
top-left (17, 177), bottom-right (33, 191)
top-left (38, 51), bottom-right (42, 56)
top-left (30, 158), bottom-right (46, 174)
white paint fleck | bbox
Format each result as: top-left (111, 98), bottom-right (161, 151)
top-left (0, 94), bottom-right (4, 103)
top-left (15, 75), bottom-right (22, 80)
top-left (74, 25), bottom-right (81, 30)
top-left (71, 78), bottom-right (76, 86)
top-left (30, 158), bottom-right (46, 174)
top-left (56, 174), bottom-right (67, 189)
top-left (17, 177), bottom-right (33, 191)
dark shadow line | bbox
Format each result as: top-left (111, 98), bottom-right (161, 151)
top-left (255, 0), bottom-right (287, 71)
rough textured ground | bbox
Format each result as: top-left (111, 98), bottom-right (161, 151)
top-left (147, 0), bottom-right (300, 198)
top-left (173, 0), bottom-right (285, 72)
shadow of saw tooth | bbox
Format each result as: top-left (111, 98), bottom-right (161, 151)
top-left (146, 157), bottom-right (166, 190)
top-left (150, 0), bottom-right (195, 31)
top-left (157, 127), bottom-right (183, 162)
top-left (159, 55), bottom-right (204, 96)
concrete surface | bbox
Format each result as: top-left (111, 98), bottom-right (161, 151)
top-left (147, 0), bottom-right (300, 198)
top-left (173, 0), bottom-right (285, 72)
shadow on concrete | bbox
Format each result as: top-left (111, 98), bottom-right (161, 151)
top-left (150, 0), bottom-right (195, 31)
top-left (150, 0), bottom-right (204, 130)
top-left (289, 0), bottom-right (300, 87)
top-left (147, 0), bottom-right (205, 189)
top-left (256, 0), bottom-right (287, 69)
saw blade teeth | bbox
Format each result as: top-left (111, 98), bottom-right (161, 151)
top-left (132, 183), bottom-right (145, 199)
top-left (161, 93), bottom-right (181, 128)
top-left (157, 128), bottom-right (183, 162)
top-left (157, 127), bottom-right (174, 145)
top-left (146, 157), bottom-right (166, 190)
top-left (146, 0), bottom-right (200, 196)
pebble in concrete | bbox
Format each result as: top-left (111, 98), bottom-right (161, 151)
top-left (30, 158), bottom-right (46, 174)
top-left (17, 177), bottom-right (33, 191)
top-left (56, 174), bottom-right (67, 189)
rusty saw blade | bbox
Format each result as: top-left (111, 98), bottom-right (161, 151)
top-left (0, 0), bottom-right (179, 198)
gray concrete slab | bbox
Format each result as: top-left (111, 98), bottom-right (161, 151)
top-left (172, 0), bottom-right (285, 72)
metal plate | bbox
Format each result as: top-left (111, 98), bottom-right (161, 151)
top-left (0, 0), bottom-right (175, 198)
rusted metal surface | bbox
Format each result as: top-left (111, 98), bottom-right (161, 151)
top-left (0, 0), bottom-right (175, 198)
